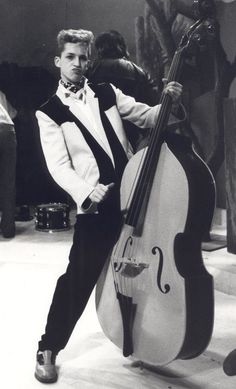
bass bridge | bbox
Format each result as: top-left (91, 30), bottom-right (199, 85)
top-left (114, 259), bottom-right (149, 278)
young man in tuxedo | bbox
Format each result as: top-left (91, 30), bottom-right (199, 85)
top-left (35, 28), bottom-right (183, 383)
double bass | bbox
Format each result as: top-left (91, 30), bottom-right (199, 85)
top-left (96, 18), bottom-right (216, 366)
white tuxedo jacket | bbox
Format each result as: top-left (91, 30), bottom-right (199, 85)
top-left (36, 80), bottom-right (162, 214)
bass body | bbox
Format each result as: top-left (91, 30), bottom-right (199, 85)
top-left (96, 133), bottom-right (215, 366)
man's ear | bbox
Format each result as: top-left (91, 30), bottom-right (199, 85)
top-left (54, 56), bottom-right (61, 68)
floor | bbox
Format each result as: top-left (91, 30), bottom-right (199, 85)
top-left (1, 209), bottom-right (236, 389)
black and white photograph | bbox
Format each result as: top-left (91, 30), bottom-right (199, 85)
top-left (0, 0), bottom-right (236, 388)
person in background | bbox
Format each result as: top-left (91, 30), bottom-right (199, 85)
top-left (34, 28), bottom-right (183, 384)
top-left (87, 29), bottom-right (159, 151)
top-left (0, 91), bottom-right (17, 238)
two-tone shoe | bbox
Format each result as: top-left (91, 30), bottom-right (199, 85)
top-left (35, 350), bottom-right (58, 383)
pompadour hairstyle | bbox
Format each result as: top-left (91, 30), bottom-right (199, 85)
top-left (57, 29), bottom-right (94, 54)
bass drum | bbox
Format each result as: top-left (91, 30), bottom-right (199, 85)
top-left (35, 203), bottom-right (70, 232)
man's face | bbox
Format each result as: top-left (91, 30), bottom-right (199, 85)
top-left (55, 42), bottom-right (90, 84)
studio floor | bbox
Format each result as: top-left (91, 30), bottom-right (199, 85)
top-left (0, 209), bottom-right (236, 389)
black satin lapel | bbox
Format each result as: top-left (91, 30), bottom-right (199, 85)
top-left (88, 82), bottom-right (116, 111)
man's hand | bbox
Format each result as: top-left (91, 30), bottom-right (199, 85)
top-left (89, 182), bottom-right (115, 204)
top-left (162, 78), bottom-right (183, 103)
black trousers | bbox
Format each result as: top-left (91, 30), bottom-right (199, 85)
top-left (0, 125), bottom-right (16, 236)
top-left (38, 211), bottom-right (122, 354)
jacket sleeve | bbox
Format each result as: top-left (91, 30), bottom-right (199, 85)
top-left (112, 85), bottom-right (160, 129)
top-left (36, 110), bottom-right (95, 207)
top-left (112, 85), bottom-right (186, 130)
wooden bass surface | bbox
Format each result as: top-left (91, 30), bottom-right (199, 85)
top-left (96, 134), bottom-right (215, 366)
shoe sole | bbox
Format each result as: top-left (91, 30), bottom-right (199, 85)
top-left (34, 372), bottom-right (58, 384)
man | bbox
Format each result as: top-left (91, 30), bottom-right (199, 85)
top-left (88, 29), bottom-right (158, 105)
top-left (0, 91), bottom-right (17, 238)
top-left (87, 29), bottom-right (158, 151)
top-left (35, 28), bottom-right (183, 383)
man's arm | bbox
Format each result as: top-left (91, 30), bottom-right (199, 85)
top-left (113, 85), bottom-right (160, 129)
top-left (112, 82), bottom-right (185, 130)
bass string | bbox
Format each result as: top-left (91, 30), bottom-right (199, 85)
top-left (110, 217), bottom-right (145, 297)
top-left (117, 234), bottom-right (141, 298)
top-left (126, 57), bottom-right (179, 224)
top-left (121, 147), bottom-right (148, 218)
top-left (124, 101), bottom-right (168, 226)
top-left (110, 50), bottom-right (182, 298)
top-left (110, 226), bottom-right (134, 297)
top-left (127, 51), bottom-right (182, 227)
top-left (110, 151), bottom-right (150, 296)
top-left (110, 233), bottom-right (134, 297)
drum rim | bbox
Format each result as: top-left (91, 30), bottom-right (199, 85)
top-left (36, 202), bottom-right (70, 212)
top-left (37, 202), bottom-right (69, 207)
top-left (35, 226), bottom-right (71, 233)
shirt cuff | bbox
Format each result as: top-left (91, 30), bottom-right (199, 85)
top-left (81, 197), bottom-right (93, 210)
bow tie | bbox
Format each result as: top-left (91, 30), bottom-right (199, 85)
top-left (61, 77), bottom-right (86, 93)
